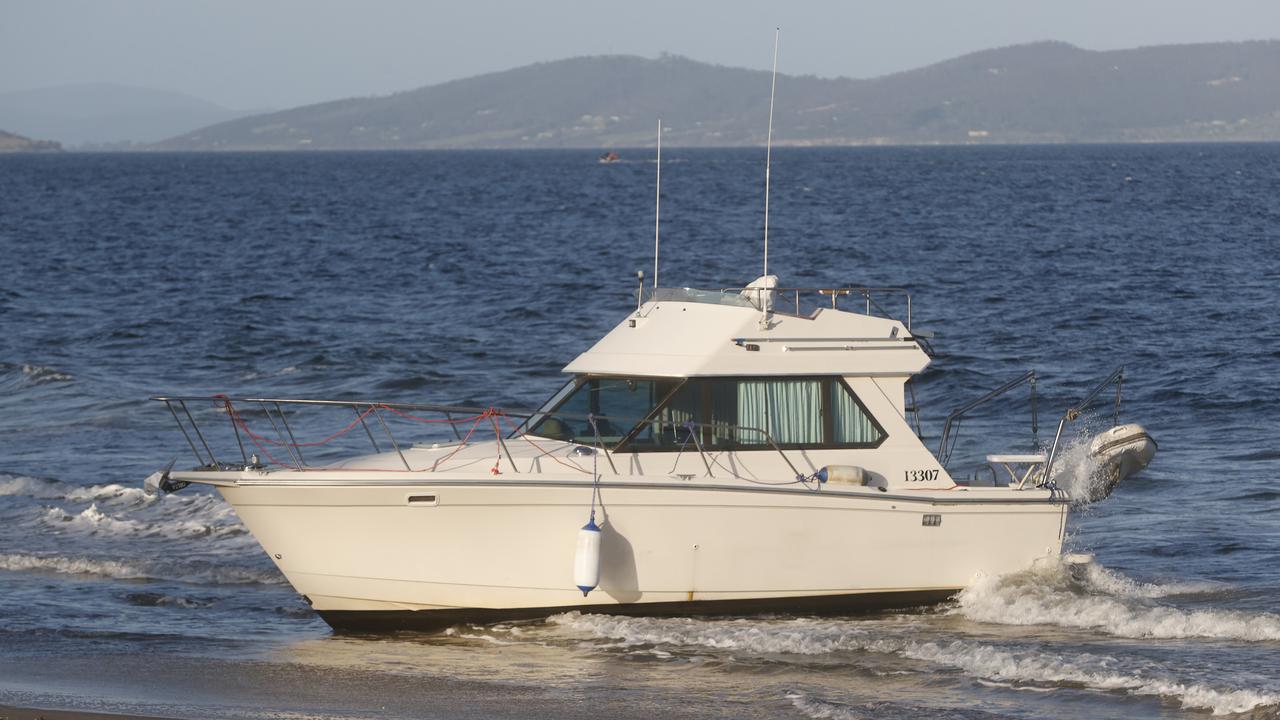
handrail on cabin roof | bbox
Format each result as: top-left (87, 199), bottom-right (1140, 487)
top-left (643, 286), bottom-right (913, 330)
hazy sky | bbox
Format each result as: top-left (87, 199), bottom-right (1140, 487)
top-left (4, 0), bottom-right (1280, 110)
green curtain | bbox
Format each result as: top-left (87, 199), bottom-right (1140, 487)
top-left (831, 381), bottom-right (880, 444)
top-left (737, 379), bottom-right (823, 445)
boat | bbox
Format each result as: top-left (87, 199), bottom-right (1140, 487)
top-left (143, 278), bottom-right (1155, 632)
top-left (142, 41), bottom-right (1155, 632)
top-left (1084, 422), bottom-right (1158, 501)
top-left (598, 151), bottom-right (620, 163)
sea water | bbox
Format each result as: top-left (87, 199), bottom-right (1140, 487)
top-left (0, 146), bottom-right (1277, 718)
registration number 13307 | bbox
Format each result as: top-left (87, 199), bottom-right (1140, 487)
top-left (904, 469), bottom-right (940, 482)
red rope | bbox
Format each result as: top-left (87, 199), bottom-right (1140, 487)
top-left (498, 412), bottom-right (589, 474)
top-left (215, 397), bottom-right (299, 469)
top-left (430, 409), bottom-right (493, 470)
top-left (211, 397), bottom-right (595, 476)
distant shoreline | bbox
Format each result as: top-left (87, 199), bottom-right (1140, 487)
top-left (8, 137), bottom-right (1279, 154)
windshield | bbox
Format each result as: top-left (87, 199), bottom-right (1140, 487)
top-left (526, 375), bottom-right (887, 452)
top-left (527, 377), bottom-right (678, 444)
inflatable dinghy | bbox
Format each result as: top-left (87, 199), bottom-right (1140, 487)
top-left (1084, 423), bottom-right (1157, 501)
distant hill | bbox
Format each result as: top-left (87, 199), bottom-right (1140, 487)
top-left (0, 129), bottom-right (61, 152)
top-left (157, 40), bottom-right (1280, 150)
top-left (0, 83), bottom-right (255, 147)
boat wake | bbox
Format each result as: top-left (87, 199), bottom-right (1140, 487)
top-left (955, 556), bottom-right (1280, 641)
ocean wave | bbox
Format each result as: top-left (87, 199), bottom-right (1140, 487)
top-left (785, 692), bottom-right (869, 720)
top-left (0, 362), bottom-right (76, 387)
top-left (784, 691), bottom-right (1008, 720)
top-left (902, 639), bottom-right (1278, 716)
top-left (955, 558), bottom-right (1280, 641)
top-left (19, 363), bottom-right (76, 384)
top-left (64, 482), bottom-right (159, 506)
top-left (0, 474), bottom-right (160, 507)
top-left (124, 591), bottom-right (214, 608)
top-left (551, 613), bottom-right (1278, 715)
top-left (43, 503), bottom-right (143, 535)
top-left (0, 473), bottom-right (64, 498)
top-left (0, 552), bottom-right (148, 579)
top-left (41, 502), bottom-right (248, 542)
top-left (548, 612), bottom-right (873, 655)
top-left (0, 552), bottom-right (283, 586)
top-left (1076, 560), bottom-right (1225, 599)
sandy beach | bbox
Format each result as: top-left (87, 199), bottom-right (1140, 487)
top-left (0, 707), bottom-right (173, 720)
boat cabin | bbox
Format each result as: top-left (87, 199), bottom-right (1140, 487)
top-left (525, 279), bottom-right (932, 466)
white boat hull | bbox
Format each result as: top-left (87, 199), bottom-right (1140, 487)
top-left (219, 477), bottom-right (1067, 630)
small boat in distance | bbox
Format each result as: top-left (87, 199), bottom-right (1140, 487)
top-left (598, 151), bottom-right (620, 163)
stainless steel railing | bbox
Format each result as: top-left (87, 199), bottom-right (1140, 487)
top-left (936, 370), bottom-right (1039, 468)
top-left (1041, 365), bottom-right (1125, 482)
top-left (640, 286), bottom-right (914, 330)
top-left (152, 395), bottom-right (805, 481)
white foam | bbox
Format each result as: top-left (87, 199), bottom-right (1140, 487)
top-left (956, 558), bottom-right (1280, 641)
top-left (0, 474), bottom-right (64, 498)
top-left (548, 612), bottom-right (873, 655)
top-left (0, 552), bottom-right (148, 579)
top-left (20, 363), bottom-right (75, 383)
top-left (1048, 430), bottom-right (1104, 502)
top-left (785, 691), bottom-right (866, 720)
top-left (0, 475), bottom-right (162, 506)
top-left (44, 503), bottom-right (143, 535)
top-left (1079, 560), bottom-right (1223, 599)
top-left (903, 639), bottom-right (1279, 716)
top-left (64, 482), bottom-right (158, 506)
top-left (0, 551), bottom-right (282, 585)
top-left (41, 502), bottom-right (249, 542)
top-left (550, 613), bottom-right (1279, 716)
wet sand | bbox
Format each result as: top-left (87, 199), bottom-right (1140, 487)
top-left (0, 648), bottom-right (777, 720)
top-left (0, 707), bottom-right (174, 720)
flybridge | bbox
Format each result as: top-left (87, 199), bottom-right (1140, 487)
top-left (565, 280), bottom-right (931, 379)
top-left (641, 284), bottom-right (917, 331)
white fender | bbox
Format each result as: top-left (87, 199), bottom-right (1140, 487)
top-left (816, 465), bottom-right (868, 485)
top-left (573, 519), bottom-right (602, 596)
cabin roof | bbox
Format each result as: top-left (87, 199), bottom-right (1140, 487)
top-left (563, 289), bottom-right (931, 378)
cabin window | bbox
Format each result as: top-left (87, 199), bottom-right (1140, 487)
top-left (527, 377), bottom-right (677, 444)
top-left (528, 375), bottom-right (886, 451)
top-left (830, 380), bottom-right (884, 445)
top-left (678, 379), bottom-right (827, 447)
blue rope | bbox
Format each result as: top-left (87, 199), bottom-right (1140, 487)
top-left (587, 413), bottom-right (603, 525)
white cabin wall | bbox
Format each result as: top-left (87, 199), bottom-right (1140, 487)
top-left (866, 376), bottom-right (907, 418)
top-left (842, 375), bottom-right (951, 487)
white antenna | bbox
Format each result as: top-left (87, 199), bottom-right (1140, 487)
top-left (653, 118), bottom-right (662, 289)
top-left (762, 27), bottom-right (779, 282)
top-left (759, 28), bottom-right (780, 328)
